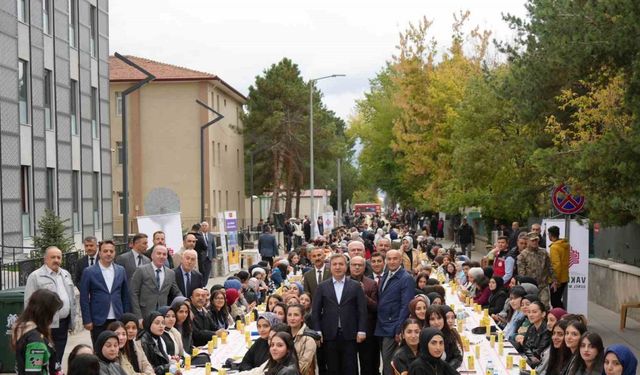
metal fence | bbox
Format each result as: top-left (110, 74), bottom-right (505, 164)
top-left (0, 243), bottom-right (129, 290)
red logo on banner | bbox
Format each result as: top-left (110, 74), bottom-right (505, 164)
top-left (569, 247), bottom-right (580, 269)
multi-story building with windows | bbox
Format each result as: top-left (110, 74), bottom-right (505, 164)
top-left (109, 56), bottom-right (247, 234)
top-left (0, 0), bottom-right (112, 249)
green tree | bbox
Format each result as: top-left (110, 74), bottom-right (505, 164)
top-left (32, 209), bottom-right (75, 255)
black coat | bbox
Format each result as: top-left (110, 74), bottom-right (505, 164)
top-left (191, 306), bottom-right (219, 347)
top-left (139, 332), bottom-right (170, 375)
top-left (443, 331), bottom-right (463, 370)
top-left (173, 267), bottom-right (204, 297)
top-left (518, 321), bottom-right (551, 366)
top-left (239, 337), bottom-right (269, 371)
top-left (311, 277), bottom-right (367, 341)
top-left (392, 345), bottom-right (417, 374)
top-left (408, 357), bottom-right (459, 375)
top-left (488, 289), bottom-right (509, 316)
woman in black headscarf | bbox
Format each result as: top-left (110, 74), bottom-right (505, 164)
top-left (487, 276), bottom-right (509, 315)
top-left (95, 331), bottom-right (127, 375)
top-left (138, 312), bottom-right (173, 375)
top-left (408, 327), bottom-right (459, 375)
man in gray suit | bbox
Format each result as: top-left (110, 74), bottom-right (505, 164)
top-left (200, 221), bottom-right (217, 259)
top-left (116, 233), bottom-right (151, 281)
top-left (129, 245), bottom-right (182, 323)
top-left (258, 225), bottom-right (278, 267)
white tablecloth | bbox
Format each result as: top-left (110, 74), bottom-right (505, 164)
top-left (444, 285), bottom-right (532, 374)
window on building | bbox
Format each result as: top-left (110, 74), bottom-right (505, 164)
top-left (20, 166), bottom-right (31, 237)
top-left (116, 142), bottom-right (123, 164)
top-left (115, 91), bottom-right (122, 116)
top-left (225, 190), bottom-right (229, 210)
top-left (42, 0), bottom-right (51, 34)
top-left (237, 191), bottom-right (241, 211)
top-left (224, 144), bottom-right (227, 152)
top-left (44, 69), bottom-right (53, 130)
top-left (46, 168), bottom-right (55, 211)
top-left (236, 149), bottom-right (240, 168)
top-left (211, 141), bottom-right (215, 166)
top-left (18, 59), bottom-right (29, 124)
top-left (72, 170), bottom-right (80, 232)
top-left (93, 172), bottom-right (100, 229)
top-left (217, 95), bottom-right (220, 111)
top-left (68, 0), bottom-right (77, 48)
top-left (91, 87), bottom-right (98, 138)
top-left (217, 142), bottom-right (221, 165)
top-left (218, 191), bottom-right (221, 212)
top-left (17, 0), bottom-right (28, 23)
top-left (89, 5), bottom-right (97, 57)
top-left (70, 79), bottom-right (78, 135)
top-left (224, 98), bottom-right (227, 107)
top-left (117, 192), bottom-right (124, 215)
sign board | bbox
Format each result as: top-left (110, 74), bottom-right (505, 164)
top-left (541, 219), bottom-right (589, 316)
top-left (217, 212), bottom-right (229, 275)
top-left (551, 184), bottom-right (585, 215)
top-left (225, 211), bottom-right (241, 272)
top-left (322, 212), bottom-right (334, 234)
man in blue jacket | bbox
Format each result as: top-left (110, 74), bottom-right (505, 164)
top-left (375, 249), bottom-right (415, 375)
top-left (80, 240), bottom-right (131, 344)
top-left (258, 225), bottom-right (278, 267)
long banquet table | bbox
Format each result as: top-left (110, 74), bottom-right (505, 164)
top-left (181, 283), bottom-right (534, 374)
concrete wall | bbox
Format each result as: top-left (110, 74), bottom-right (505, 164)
top-left (589, 258), bottom-right (640, 322)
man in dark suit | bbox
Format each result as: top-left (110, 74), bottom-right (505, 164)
top-left (129, 245), bottom-right (182, 322)
top-left (145, 231), bottom-right (174, 268)
top-left (303, 247), bottom-right (331, 299)
top-left (303, 216), bottom-right (311, 242)
top-left (74, 236), bottom-right (98, 285)
top-left (303, 246), bottom-right (332, 375)
top-left (257, 225), bottom-right (278, 267)
top-left (190, 224), bottom-right (211, 281)
top-left (312, 254), bottom-right (367, 375)
top-left (80, 240), bottom-right (131, 344)
top-left (375, 249), bottom-right (415, 375)
top-left (190, 287), bottom-right (222, 346)
top-left (200, 221), bottom-right (217, 262)
top-left (116, 233), bottom-right (151, 281)
top-left (349, 256), bottom-right (380, 375)
top-left (173, 249), bottom-right (203, 299)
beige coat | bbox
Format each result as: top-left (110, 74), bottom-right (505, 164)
top-left (293, 323), bottom-right (317, 375)
top-left (117, 340), bottom-right (154, 375)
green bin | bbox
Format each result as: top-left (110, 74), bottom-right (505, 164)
top-left (0, 287), bottom-right (25, 373)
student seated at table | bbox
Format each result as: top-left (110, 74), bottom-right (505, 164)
top-left (487, 276), bottom-right (508, 315)
top-left (536, 307), bottom-right (568, 375)
top-left (515, 301), bottom-right (551, 367)
top-left (266, 294), bottom-right (284, 312)
top-left (563, 319), bottom-right (588, 375)
top-left (426, 292), bottom-right (444, 306)
top-left (170, 298), bottom-right (193, 353)
top-left (472, 274), bottom-right (491, 306)
top-left (237, 332), bottom-right (300, 375)
top-left (408, 327), bottom-right (459, 375)
top-left (566, 331), bottom-right (604, 375)
top-left (426, 305), bottom-right (463, 370)
top-left (239, 312), bottom-right (281, 371)
top-left (497, 286), bottom-right (526, 336)
top-left (94, 331), bottom-right (128, 375)
top-left (157, 306), bottom-right (183, 357)
top-left (603, 344), bottom-right (638, 375)
top-left (511, 294), bottom-right (539, 346)
top-left (210, 289), bottom-right (233, 330)
top-left (286, 304), bottom-right (316, 375)
top-left (138, 312), bottom-right (174, 375)
top-left (272, 302), bottom-right (287, 323)
top-left (391, 318), bottom-right (421, 375)
top-left (107, 320), bottom-right (154, 375)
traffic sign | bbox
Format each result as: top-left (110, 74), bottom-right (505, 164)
top-left (551, 184), bottom-right (585, 215)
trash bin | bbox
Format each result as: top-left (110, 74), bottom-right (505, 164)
top-left (0, 286), bottom-right (25, 372)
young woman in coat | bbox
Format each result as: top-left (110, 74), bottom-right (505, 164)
top-left (408, 327), bottom-right (458, 375)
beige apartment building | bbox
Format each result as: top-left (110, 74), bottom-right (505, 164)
top-left (109, 56), bottom-right (246, 234)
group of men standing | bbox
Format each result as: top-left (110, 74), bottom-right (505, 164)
top-left (23, 222), bottom-right (217, 365)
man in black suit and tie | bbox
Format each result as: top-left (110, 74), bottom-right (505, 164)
top-left (173, 249), bottom-right (203, 298)
top-left (303, 247), bottom-right (331, 299)
top-left (190, 224), bottom-right (211, 281)
top-left (74, 236), bottom-right (98, 285)
top-left (312, 253), bottom-right (367, 375)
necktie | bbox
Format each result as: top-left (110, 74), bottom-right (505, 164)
top-left (382, 272), bottom-right (394, 292)
top-left (89, 257), bottom-right (94, 266)
top-left (156, 269), bottom-right (161, 290)
top-left (185, 272), bottom-right (190, 294)
top-left (203, 234), bottom-right (208, 246)
top-left (137, 255), bottom-right (142, 266)
top-left (375, 275), bottom-right (381, 286)
top-left (317, 270), bottom-right (322, 285)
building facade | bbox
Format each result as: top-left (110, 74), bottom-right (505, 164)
top-left (109, 56), bottom-right (246, 234)
top-left (0, 0), bottom-right (112, 249)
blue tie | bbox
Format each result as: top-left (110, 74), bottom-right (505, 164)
top-left (155, 269), bottom-right (161, 291)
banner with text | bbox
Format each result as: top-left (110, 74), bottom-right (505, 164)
top-left (541, 219), bottom-right (589, 317)
top-left (217, 212), bottom-right (229, 275)
top-left (322, 212), bottom-right (334, 234)
top-left (225, 211), bottom-right (241, 272)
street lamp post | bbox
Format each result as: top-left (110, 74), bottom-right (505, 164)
top-left (309, 74), bottom-right (345, 239)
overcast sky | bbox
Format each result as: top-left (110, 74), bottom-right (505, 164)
top-left (109, 1), bottom-right (528, 121)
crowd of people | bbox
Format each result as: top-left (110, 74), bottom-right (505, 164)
top-left (10, 216), bottom-right (639, 375)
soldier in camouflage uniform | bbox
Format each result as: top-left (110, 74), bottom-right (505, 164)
top-left (516, 232), bottom-right (558, 307)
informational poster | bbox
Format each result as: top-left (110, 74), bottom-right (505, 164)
top-left (322, 212), bottom-right (334, 234)
top-left (217, 212), bottom-right (229, 275)
top-left (136, 212), bottom-right (182, 255)
top-left (541, 219), bottom-right (590, 317)
top-left (225, 210), bottom-right (241, 272)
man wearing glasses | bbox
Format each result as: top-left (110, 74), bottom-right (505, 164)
top-left (516, 231), bottom-right (557, 308)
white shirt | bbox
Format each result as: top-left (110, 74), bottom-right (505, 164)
top-left (45, 265), bottom-right (70, 319)
top-left (99, 262), bottom-right (116, 319)
top-left (332, 277), bottom-right (345, 303)
top-left (153, 264), bottom-right (165, 289)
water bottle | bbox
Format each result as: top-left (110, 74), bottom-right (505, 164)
top-left (486, 359), bottom-right (494, 374)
